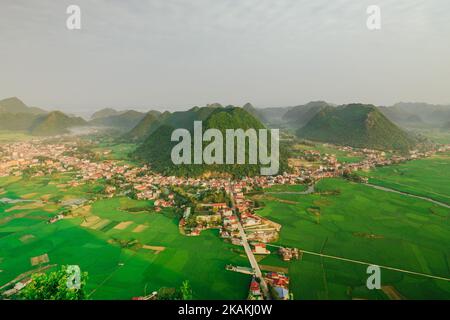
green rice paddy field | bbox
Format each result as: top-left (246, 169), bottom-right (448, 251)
top-left (359, 152), bottom-right (450, 205)
top-left (254, 178), bottom-right (450, 300)
top-left (0, 176), bottom-right (251, 300)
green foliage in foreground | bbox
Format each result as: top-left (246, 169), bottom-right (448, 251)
top-left (20, 266), bottom-right (88, 300)
top-left (158, 280), bottom-right (193, 300)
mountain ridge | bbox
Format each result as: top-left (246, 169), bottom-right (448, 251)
top-left (89, 110), bottom-right (146, 131)
top-left (0, 97), bottom-right (46, 115)
top-left (133, 106), bottom-right (288, 177)
top-left (297, 104), bottom-right (418, 151)
top-left (30, 111), bottom-right (87, 136)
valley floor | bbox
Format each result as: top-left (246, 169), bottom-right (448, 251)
top-left (0, 132), bottom-right (449, 300)
top-left (252, 178), bottom-right (450, 300)
top-left (0, 176), bottom-right (251, 299)
top-left (359, 152), bottom-right (450, 206)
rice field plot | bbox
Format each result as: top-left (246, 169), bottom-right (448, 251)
top-left (254, 178), bottom-right (450, 300)
top-left (359, 152), bottom-right (450, 205)
top-left (0, 193), bottom-right (251, 300)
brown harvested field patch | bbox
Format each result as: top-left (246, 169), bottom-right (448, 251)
top-left (0, 212), bottom-right (27, 225)
top-left (132, 224), bottom-right (149, 233)
top-left (254, 255), bottom-right (267, 262)
top-left (382, 286), bottom-right (405, 300)
top-left (288, 158), bottom-right (318, 168)
top-left (80, 215), bottom-right (101, 228)
top-left (267, 196), bottom-right (299, 204)
top-left (22, 193), bottom-right (38, 199)
top-left (40, 194), bottom-right (53, 201)
top-left (114, 221), bottom-right (133, 230)
top-left (6, 202), bottom-right (44, 212)
top-left (307, 207), bottom-right (321, 217)
top-left (260, 265), bottom-right (289, 273)
top-left (313, 199), bottom-right (332, 206)
top-left (44, 207), bottom-right (58, 213)
top-left (353, 232), bottom-right (384, 239)
top-left (250, 194), bottom-right (264, 201)
top-left (252, 194), bottom-right (298, 205)
top-left (261, 218), bottom-right (282, 231)
top-left (142, 245), bottom-right (166, 254)
top-left (20, 234), bottom-right (35, 243)
top-left (278, 199), bottom-right (298, 205)
top-left (70, 205), bottom-right (92, 218)
top-left (90, 219), bottom-right (111, 230)
top-left (30, 253), bottom-right (49, 266)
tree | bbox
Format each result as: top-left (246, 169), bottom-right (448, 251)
top-left (180, 280), bottom-right (193, 300)
top-left (157, 280), bottom-right (193, 300)
top-left (20, 265), bottom-right (88, 300)
top-left (157, 287), bottom-right (181, 300)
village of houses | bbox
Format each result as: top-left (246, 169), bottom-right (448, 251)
top-left (1, 137), bottom-right (449, 300)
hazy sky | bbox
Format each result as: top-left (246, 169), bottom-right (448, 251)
top-left (1, 0), bottom-right (449, 115)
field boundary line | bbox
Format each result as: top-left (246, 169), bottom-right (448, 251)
top-left (303, 249), bottom-right (450, 282)
top-left (266, 243), bottom-right (450, 282)
top-left (364, 183), bottom-right (450, 209)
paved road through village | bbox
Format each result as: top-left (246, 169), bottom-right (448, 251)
top-left (230, 193), bottom-right (271, 299)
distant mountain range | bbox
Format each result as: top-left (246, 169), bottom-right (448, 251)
top-left (90, 108), bottom-right (126, 120)
top-left (89, 110), bottom-right (147, 132)
top-left (30, 111), bottom-right (87, 136)
top-left (0, 99), bottom-right (153, 135)
top-left (0, 97), bottom-right (46, 131)
top-left (1, 97), bottom-right (448, 152)
top-left (0, 97), bottom-right (46, 115)
top-left (242, 102), bottom-right (267, 123)
top-left (378, 102), bottom-right (450, 128)
top-left (251, 101), bottom-right (450, 131)
top-left (0, 97), bottom-right (87, 136)
top-left (281, 101), bottom-right (332, 128)
top-left (121, 111), bottom-right (163, 142)
top-left (297, 104), bottom-right (418, 151)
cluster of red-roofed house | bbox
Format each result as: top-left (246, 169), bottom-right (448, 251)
top-left (248, 277), bottom-right (263, 300)
top-left (264, 272), bottom-right (290, 300)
